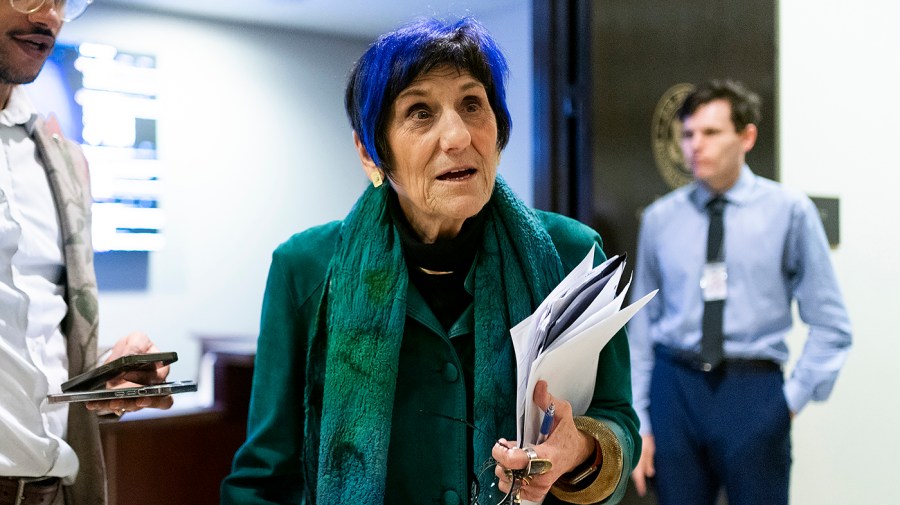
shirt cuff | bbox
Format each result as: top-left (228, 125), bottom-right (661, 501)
top-left (636, 409), bottom-right (652, 436)
top-left (784, 379), bottom-right (811, 415)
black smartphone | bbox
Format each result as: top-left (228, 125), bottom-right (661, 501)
top-left (61, 352), bottom-right (178, 392)
top-left (48, 380), bottom-right (198, 404)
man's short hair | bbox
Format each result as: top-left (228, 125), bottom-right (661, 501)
top-left (678, 79), bottom-right (762, 132)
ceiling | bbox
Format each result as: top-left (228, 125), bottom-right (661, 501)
top-left (93, 0), bottom-right (527, 38)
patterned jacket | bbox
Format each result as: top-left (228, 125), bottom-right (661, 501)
top-left (32, 115), bottom-right (106, 505)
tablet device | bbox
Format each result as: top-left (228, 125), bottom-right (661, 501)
top-left (47, 380), bottom-right (198, 404)
top-left (61, 352), bottom-right (178, 392)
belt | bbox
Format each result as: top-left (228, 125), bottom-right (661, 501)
top-left (654, 344), bottom-right (781, 373)
top-left (0, 477), bottom-right (61, 505)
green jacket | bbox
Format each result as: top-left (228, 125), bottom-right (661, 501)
top-left (222, 210), bottom-right (639, 505)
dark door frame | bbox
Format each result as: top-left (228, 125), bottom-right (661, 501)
top-left (532, 0), bottom-right (594, 222)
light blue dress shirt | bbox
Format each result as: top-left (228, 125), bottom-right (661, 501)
top-left (628, 166), bottom-right (852, 435)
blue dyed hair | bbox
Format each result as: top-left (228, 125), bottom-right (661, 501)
top-left (344, 17), bottom-right (512, 171)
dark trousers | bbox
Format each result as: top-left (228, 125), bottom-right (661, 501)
top-left (649, 350), bottom-right (792, 505)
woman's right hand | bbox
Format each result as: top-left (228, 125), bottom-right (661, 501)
top-left (491, 380), bottom-right (595, 502)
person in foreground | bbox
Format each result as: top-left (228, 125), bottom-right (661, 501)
top-left (627, 79), bottom-right (852, 504)
top-left (221, 16), bottom-right (639, 505)
top-left (1, 1), bottom-right (173, 504)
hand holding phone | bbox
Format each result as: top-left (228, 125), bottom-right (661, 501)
top-left (48, 351), bottom-right (195, 405)
top-left (102, 332), bottom-right (173, 389)
top-left (61, 352), bottom-right (177, 392)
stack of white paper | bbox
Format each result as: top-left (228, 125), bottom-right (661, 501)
top-left (511, 247), bottom-right (657, 445)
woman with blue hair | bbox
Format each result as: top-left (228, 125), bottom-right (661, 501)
top-left (222, 17), bottom-right (638, 505)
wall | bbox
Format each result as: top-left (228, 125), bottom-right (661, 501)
top-left (59, 7), bottom-right (372, 376)
top-left (780, 1), bottom-right (900, 503)
top-left (56, 4), bottom-right (533, 383)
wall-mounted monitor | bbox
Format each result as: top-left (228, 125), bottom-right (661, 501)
top-left (25, 41), bottom-right (164, 253)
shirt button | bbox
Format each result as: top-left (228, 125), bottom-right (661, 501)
top-left (442, 489), bottom-right (461, 505)
top-left (441, 362), bottom-right (459, 383)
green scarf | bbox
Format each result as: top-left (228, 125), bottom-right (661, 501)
top-left (317, 178), bottom-right (565, 503)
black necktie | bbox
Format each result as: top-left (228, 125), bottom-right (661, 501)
top-left (701, 196), bottom-right (726, 369)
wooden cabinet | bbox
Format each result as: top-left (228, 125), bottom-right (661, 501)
top-left (100, 347), bottom-right (254, 505)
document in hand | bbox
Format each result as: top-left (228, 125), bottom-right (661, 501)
top-left (511, 247), bottom-right (657, 446)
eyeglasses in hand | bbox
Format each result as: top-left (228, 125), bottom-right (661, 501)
top-left (422, 410), bottom-right (543, 505)
top-left (470, 456), bottom-right (523, 505)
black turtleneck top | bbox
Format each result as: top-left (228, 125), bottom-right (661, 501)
top-left (387, 190), bottom-right (487, 330)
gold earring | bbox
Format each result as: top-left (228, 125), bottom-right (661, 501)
top-left (370, 170), bottom-right (383, 188)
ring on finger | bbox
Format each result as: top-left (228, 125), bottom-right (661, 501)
top-left (523, 447), bottom-right (552, 476)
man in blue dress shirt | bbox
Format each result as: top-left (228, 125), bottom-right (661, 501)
top-left (627, 79), bottom-right (852, 505)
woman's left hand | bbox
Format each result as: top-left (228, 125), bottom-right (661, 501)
top-left (492, 380), bottom-right (594, 502)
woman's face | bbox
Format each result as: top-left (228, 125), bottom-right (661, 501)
top-left (384, 65), bottom-right (499, 243)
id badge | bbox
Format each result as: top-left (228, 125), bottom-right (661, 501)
top-left (700, 262), bottom-right (728, 301)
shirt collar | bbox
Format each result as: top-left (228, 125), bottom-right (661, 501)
top-left (691, 165), bottom-right (757, 209)
top-left (0, 86), bottom-right (39, 133)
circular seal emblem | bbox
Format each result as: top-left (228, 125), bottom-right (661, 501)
top-left (651, 83), bottom-right (695, 189)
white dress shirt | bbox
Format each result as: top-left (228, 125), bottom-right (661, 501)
top-left (0, 86), bottom-right (78, 482)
